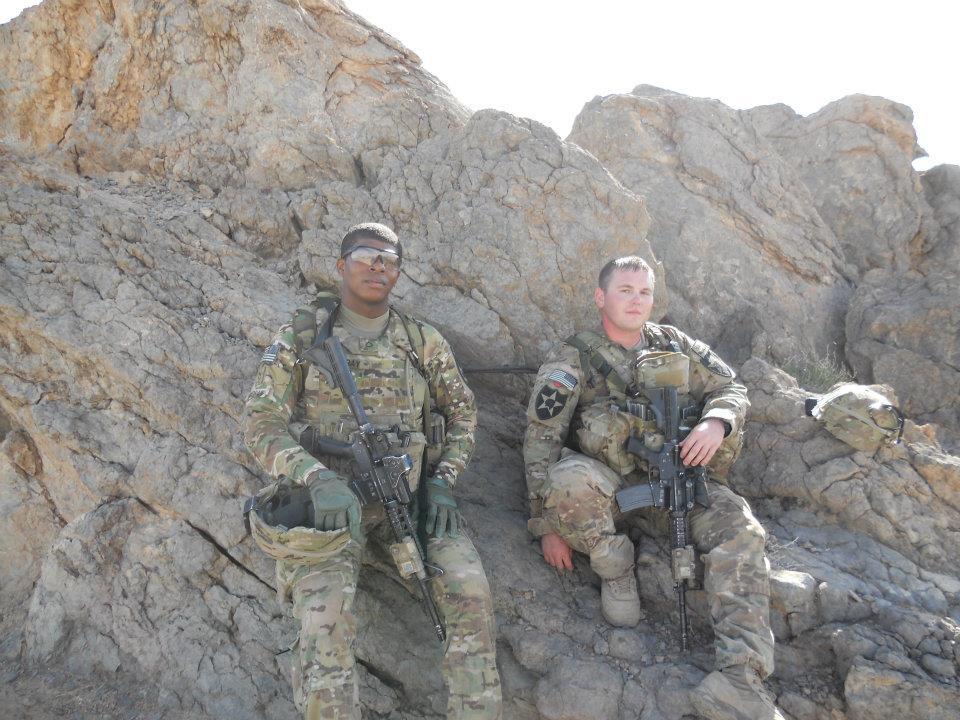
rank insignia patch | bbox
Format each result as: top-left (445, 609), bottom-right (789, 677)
top-left (535, 386), bottom-right (568, 420)
top-left (261, 343), bottom-right (280, 365)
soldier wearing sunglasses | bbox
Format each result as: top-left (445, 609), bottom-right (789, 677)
top-left (242, 223), bottom-right (502, 720)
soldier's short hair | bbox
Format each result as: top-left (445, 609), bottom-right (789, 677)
top-left (340, 222), bottom-right (402, 261)
top-left (598, 256), bottom-right (655, 291)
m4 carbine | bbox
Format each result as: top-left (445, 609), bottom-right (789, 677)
top-left (321, 335), bottom-right (446, 642)
top-left (614, 385), bottom-right (708, 652)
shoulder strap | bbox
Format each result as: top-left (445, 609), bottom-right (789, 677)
top-left (564, 331), bottom-right (632, 395)
top-left (293, 295), bottom-right (340, 386)
top-left (394, 308), bottom-right (427, 378)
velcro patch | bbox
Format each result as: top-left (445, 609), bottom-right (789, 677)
top-left (547, 369), bottom-right (578, 391)
top-left (261, 343), bottom-right (280, 365)
top-left (535, 386), bottom-right (568, 421)
top-left (691, 342), bottom-right (734, 378)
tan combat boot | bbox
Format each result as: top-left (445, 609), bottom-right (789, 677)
top-left (690, 665), bottom-right (785, 720)
top-left (600, 571), bottom-right (641, 627)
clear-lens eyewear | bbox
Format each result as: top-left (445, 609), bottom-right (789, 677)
top-left (345, 245), bottom-right (401, 272)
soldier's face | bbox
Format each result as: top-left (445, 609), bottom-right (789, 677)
top-left (594, 268), bottom-right (654, 333)
top-left (337, 237), bottom-right (400, 309)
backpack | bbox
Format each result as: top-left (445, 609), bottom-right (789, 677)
top-left (805, 383), bottom-right (904, 453)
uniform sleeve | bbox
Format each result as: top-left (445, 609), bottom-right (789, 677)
top-left (522, 343), bottom-right (584, 516)
top-left (421, 325), bottom-right (476, 487)
top-left (661, 325), bottom-right (749, 435)
top-left (242, 323), bottom-right (329, 486)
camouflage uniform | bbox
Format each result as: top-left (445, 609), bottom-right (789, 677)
top-left (523, 323), bottom-right (774, 677)
top-left (243, 305), bottom-right (502, 720)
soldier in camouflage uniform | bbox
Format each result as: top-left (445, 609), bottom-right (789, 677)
top-left (523, 256), bottom-right (783, 720)
top-left (243, 223), bottom-right (502, 720)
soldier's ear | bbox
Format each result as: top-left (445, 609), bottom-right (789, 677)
top-left (336, 256), bottom-right (346, 276)
top-left (594, 287), bottom-right (606, 310)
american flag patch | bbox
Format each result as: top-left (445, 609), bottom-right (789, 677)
top-left (261, 343), bottom-right (280, 364)
top-left (547, 369), bottom-right (578, 391)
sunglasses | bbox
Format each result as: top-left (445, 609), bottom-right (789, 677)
top-left (344, 245), bottom-right (402, 271)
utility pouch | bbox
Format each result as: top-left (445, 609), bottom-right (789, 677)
top-left (390, 537), bottom-right (427, 579)
top-left (576, 403), bottom-right (636, 475)
top-left (425, 411), bottom-right (446, 472)
top-left (634, 351), bottom-right (690, 392)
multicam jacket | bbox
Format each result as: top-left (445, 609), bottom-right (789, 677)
top-left (522, 322), bottom-right (749, 523)
top-left (243, 303), bottom-right (476, 491)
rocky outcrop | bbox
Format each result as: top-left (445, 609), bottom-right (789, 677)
top-left (0, 0), bottom-right (467, 190)
top-left (568, 85), bottom-right (854, 365)
top-left (844, 165), bottom-right (960, 446)
top-left (730, 358), bottom-right (960, 720)
top-left (2, 1), bottom-right (960, 719)
top-left (748, 96), bottom-right (935, 278)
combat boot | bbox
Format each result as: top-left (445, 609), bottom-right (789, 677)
top-left (600, 571), bottom-right (641, 627)
top-left (690, 665), bottom-right (784, 720)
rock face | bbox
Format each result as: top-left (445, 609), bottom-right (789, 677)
top-left (748, 96), bottom-right (934, 278)
top-left (568, 85), bottom-right (854, 365)
top-left (730, 358), bottom-right (960, 720)
top-left (2, 1), bottom-right (960, 720)
top-left (844, 165), bottom-right (960, 446)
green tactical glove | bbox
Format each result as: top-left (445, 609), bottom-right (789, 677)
top-left (424, 476), bottom-right (460, 539)
top-left (307, 470), bottom-right (361, 541)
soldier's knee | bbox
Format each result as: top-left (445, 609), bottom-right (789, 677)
top-left (734, 519), bottom-right (767, 553)
top-left (544, 452), bottom-right (619, 501)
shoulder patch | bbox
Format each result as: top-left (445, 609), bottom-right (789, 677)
top-left (691, 341), bottom-right (734, 378)
top-left (546, 369), bottom-right (578, 391)
top-left (261, 342), bottom-right (281, 365)
top-left (535, 386), bottom-right (569, 420)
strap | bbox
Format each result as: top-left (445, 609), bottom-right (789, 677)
top-left (564, 331), bottom-right (632, 395)
top-left (396, 311), bottom-right (427, 377)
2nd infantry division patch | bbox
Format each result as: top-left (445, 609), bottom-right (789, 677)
top-left (535, 386), bottom-right (568, 420)
top-left (691, 341), bottom-right (734, 378)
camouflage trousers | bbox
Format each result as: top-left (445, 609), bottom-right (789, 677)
top-left (541, 450), bottom-right (775, 677)
top-left (275, 504), bottom-right (502, 720)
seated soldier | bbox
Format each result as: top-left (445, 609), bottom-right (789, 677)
top-left (243, 223), bottom-right (502, 720)
top-left (523, 255), bottom-right (783, 720)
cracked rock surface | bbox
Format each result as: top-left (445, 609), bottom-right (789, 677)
top-left (2, 1), bottom-right (960, 719)
top-left (568, 85), bottom-right (854, 365)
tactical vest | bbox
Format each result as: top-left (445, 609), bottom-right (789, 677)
top-left (286, 295), bottom-right (444, 491)
top-left (565, 326), bottom-right (701, 476)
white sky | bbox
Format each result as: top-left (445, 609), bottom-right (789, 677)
top-left (2, 0), bottom-right (956, 169)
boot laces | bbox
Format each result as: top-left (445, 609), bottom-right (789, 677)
top-left (606, 574), bottom-right (636, 596)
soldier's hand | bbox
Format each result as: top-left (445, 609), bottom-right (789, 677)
top-left (425, 476), bottom-right (460, 539)
top-left (306, 470), bottom-right (362, 541)
top-left (541, 532), bottom-right (574, 571)
top-left (679, 418), bottom-right (726, 467)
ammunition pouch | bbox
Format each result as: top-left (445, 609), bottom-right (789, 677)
top-left (425, 410), bottom-right (446, 473)
top-left (576, 404), bottom-right (640, 475)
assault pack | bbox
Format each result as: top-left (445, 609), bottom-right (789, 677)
top-left (805, 383), bottom-right (904, 453)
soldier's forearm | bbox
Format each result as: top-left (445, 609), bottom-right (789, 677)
top-left (243, 406), bottom-right (327, 485)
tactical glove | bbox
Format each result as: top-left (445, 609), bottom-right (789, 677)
top-left (307, 470), bottom-right (361, 541)
top-left (424, 476), bottom-right (460, 539)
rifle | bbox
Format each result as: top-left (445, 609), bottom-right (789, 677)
top-left (614, 386), bottom-right (708, 652)
top-left (321, 335), bottom-right (446, 642)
